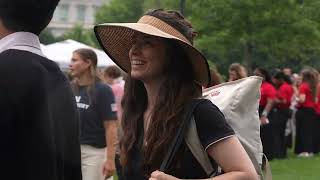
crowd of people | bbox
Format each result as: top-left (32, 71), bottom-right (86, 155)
top-left (214, 64), bottom-right (320, 160)
top-left (257, 66), bottom-right (320, 160)
top-left (82, 55), bottom-right (320, 178)
top-left (85, 60), bottom-right (320, 179)
top-left (64, 52), bottom-right (320, 179)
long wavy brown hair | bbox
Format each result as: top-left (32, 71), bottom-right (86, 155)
top-left (228, 63), bottom-right (247, 81)
top-left (120, 9), bottom-right (203, 175)
top-left (301, 68), bottom-right (318, 100)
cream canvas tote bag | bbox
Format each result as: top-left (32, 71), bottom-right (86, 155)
top-left (185, 76), bottom-right (272, 180)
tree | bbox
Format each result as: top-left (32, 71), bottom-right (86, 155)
top-left (143, 0), bottom-right (180, 11)
top-left (189, 0), bottom-right (320, 73)
top-left (95, 0), bottom-right (144, 24)
top-left (92, 0), bottom-right (320, 74)
top-left (180, 0), bottom-right (186, 15)
top-left (39, 29), bottom-right (58, 45)
top-left (95, 0), bottom-right (180, 25)
top-left (62, 24), bottom-right (98, 48)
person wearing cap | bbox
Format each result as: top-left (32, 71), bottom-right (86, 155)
top-left (69, 48), bottom-right (118, 180)
top-left (95, 9), bottom-right (257, 180)
top-left (0, 0), bottom-right (82, 180)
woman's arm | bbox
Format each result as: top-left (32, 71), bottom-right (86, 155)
top-left (260, 98), bottom-right (274, 125)
top-left (103, 120), bottom-right (117, 178)
top-left (149, 136), bottom-right (258, 180)
top-left (205, 136), bottom-right (258, 180)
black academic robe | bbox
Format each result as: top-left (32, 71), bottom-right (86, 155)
top-left (0, 49), bottom-right (82, 180)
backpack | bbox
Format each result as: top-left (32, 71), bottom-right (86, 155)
top-left (160, 76), bottom-right (272, 180)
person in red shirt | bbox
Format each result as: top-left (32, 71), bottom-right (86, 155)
top-left (271, 70), bottom-right (294, 159)
top-left (313, 72), bottom-right (320, 154)
top-left (314, 83), bottom-right (320, 116)
top-left (254, 67), bottom-right (277, 160)
top-left (295, 68), bottom-right (318, 157)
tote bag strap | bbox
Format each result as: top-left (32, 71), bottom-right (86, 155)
top-left (185, 116), bottom-right (216, 177)
top-left (159, 99), bottom-right (207, 172)
top-left (262, 154), bottom-right (272, 180)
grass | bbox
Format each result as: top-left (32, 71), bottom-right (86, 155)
top-left (270, 151), bottom-right (320, 180)
top-left (113, 175), bottom-right (118, 180)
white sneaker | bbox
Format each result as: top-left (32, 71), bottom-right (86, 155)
top-left (307, 153), bottom-right (314, 157)
top-left (298, 152), bottom-right (308, 157)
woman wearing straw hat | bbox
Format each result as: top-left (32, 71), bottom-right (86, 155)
top-left (95, 9), bottom-right (257, 180)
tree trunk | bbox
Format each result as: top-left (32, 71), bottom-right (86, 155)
top-left (243, 42), bottom-right (253, 74)
top-left (154, 0), bottom-right (161, 8)
top-left (180, 0), bottom-right (186, 15)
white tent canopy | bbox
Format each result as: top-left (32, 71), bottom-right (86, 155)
top-left (41, 39), bottom-right (115, 70)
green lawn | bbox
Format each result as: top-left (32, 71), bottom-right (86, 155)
top-left (270, 152), bottom-right (320, 180)
top-left (113, 175), bottom-right (118, 180)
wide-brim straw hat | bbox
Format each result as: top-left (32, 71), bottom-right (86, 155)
top-left (94, 15), bottom-right (211, 87)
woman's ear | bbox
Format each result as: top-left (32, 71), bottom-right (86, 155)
top-left (84, 59), bottom-right (92, 68)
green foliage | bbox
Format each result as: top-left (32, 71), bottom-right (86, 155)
top-left (95, 0), bottom-right (181, 25)
top-left (95, 0), bottom-right (144, 24)
top-left (91, 0), bottom-right (320, 74)
top-left (190, 0), bottom-right (320, 74)
top-left (62, 24), bottom-right (99, 48)
top-left (93, 0), bottom-right (181, 47)
top-left (39, 29), bottom-right (58, 45)
top-left (143, 0), bottom-right (180, 11)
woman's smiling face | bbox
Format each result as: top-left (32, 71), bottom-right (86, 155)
top-left (128, 33), bottom-right (168, 82)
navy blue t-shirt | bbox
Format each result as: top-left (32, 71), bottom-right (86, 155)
top-left (75, 82), bottom-right (117, 148)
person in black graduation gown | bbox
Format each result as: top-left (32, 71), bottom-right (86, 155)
top-left (0, 1), bottom-right (82, 179)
